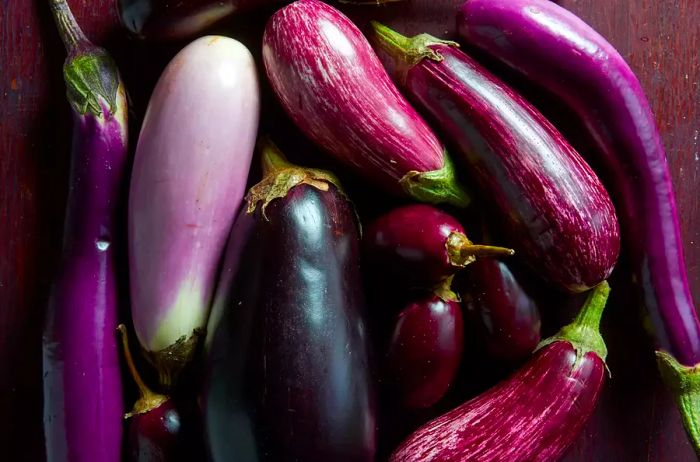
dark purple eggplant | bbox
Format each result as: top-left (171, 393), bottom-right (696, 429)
top-left (385, 282), bottom-right (464, 409)
top-left (43, 1), bottom-right (127, 460)
top-left (364, 204), bottom-right (513, 286)
top-left (462, 259), bottom-right (541, 362)
top-left (202, 141), bottom-right (376, 462)
top-left (390, 282), bottom-right (610, 462)
top-left (456, 0), bottom-right (700, 451)
top-left (370, 23), bottom-right (620, 294)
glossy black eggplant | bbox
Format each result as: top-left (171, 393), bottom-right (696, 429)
top-left (202, 141), bottom-right (376, 462)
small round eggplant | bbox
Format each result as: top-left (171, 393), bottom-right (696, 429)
top-left (462, 260), bottom-right (541, 362)
top-left (118, 325), bottom-right (205, 462)
top-left (386, 283), bottom-right (464, 409)
top-left (364, 204), bottom-right (513, 285)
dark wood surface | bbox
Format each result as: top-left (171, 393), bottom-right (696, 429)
top-left (1, 0), bottom-right (698, 460)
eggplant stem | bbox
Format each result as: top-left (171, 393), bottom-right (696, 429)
top-left (370, 21), bottom-right (458, 80)
top-left (399, 150), bottom-right (470, 208)
top-left (433, 275), bottom-right (459, 303)
top-left (446, 231), bottom-right (513, 268)
top-left (537, 281), bottom-right (610, 366)
top-left (48, 0), bottom-right (89, 52)
top-left (656, 350), bottom-right (700, 457)
top-left (117, 324), bottom-right (168, 418)
top-left (258, 138), bottom-right (295, 176)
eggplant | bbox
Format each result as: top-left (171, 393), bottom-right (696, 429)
top-left (262, 0), bottom-right (468, 207)
top-left (390, 281), bottom-right (610, 462)
top-left (456, 0), bottom-right (700, 451)
top-left (128, 35), bottom-right (260, 387)
top-left (370, 23), bottom-right (620, 293)
top-left (203, 141), bottom-right (376, 462)
top-left (462, 259), bottom-right (541, 362)
top-left (385, 282), bottom-right (464, 409)
top-left (364, 204), bottom-right (512, 286)
top-left (42, 1), bottom-right (127, 460)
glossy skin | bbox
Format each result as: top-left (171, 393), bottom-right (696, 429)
top-left (387, 41), bottom-right (620, 292)
top-left (364, 204), bottom-right (464, 285)
top-left (128, 401), bottom-right (181, 462)
top-left (391, 341), bottom-right (606, 462)
top-left (463, 259), bottom-right (541, 362)
top-left (128, 37), bottom-right (259, 361)
top-left (458, 0), bottom-right (700, 366)
top-left (204, 184), bottom-right (376, 461)
top-left (386, 293), bottom-right (464, 409)
top-left (118, 0), bottom-right (242, 40)
top-left (42, 3), bottom-right (126, 461)
top-left (262, 0), bottom-right (462, 202)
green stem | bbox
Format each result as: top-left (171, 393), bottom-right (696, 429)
top-left (117, 325), bottom-right (168, 418)
top-left (433, 275), bottom-right (459, 303)
top-left (399, 150), bottom-right (470, 208)
top-left (48, 0), bottom-right (89, 52)
top-left (537, 281), bottom-right (610, 364)
top-left (656, 351), bottom-right (700, 458)
top-left (370, 21), bottom-right (458, 79)
top-left (446, 231), bottom-right (514, 268)
top-left (259, 138), bottom-right (295, 176)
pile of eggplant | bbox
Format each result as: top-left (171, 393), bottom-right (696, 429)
top-left (41, 0), bottom-right (700, 460)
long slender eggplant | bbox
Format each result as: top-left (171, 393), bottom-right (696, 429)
top-left (462, 259), bottom-right (541, 362)
top-left (262, 0), bottom-right (468, 207)
top-left (386, 281), bottom-right (464, 409)
top-left (128, 36), bottom-right (260, 387)
top-left (370, 23), bottom-right (620, 293)
top-left (203, 141), bottom-right (376, 462)
top-left (42, 1), bottom-right (127, 460)
top-left (457, 0), bottom-right (700, 451)
top-left (364, 204), bottom-right (512, 286)
top-left (391, 281), bottom-right (610, 462)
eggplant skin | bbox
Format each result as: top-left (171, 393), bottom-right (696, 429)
top-left (391, 341), bottom-right (605, 462)
top-left (204, 184), bottom-right (376, 462)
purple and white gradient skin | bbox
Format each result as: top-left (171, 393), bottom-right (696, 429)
top-left (128, 36), bottom-right (259, 358)
top-left (458, 0), bottom-right (700, 366)
top-left (43, 2), bottom-right (127, 460)
top-left (262, 0), bottom-right (462, 202)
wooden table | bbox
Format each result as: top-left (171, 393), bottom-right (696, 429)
top-left (1, 0), bottom-right (698, 460)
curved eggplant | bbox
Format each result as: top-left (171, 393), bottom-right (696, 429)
top-left (385, 284), bottom-right (464, 409)
top-left (128, 36), bottom-right (260, 387)
top-left (203, 141), bottom-right (376, 462)
top-left (262, 0), bottom-right (468, 206)
top-left (462, 259), bottom-right (541, 362)
top-left (391, 282), bottom-right (610, 462)
top-left (43, 1), bottom-right (127, 460)
top-left (370, 23), bottom-right (620, 293)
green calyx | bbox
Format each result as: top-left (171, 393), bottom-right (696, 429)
top-left (64, 51), bottom-right (120, 117)
top-left (537, 281), bottom-right (610, 370)
top-left (370, 21), bottom-right (459, 81)
top-left (433, 275), bottom-right (459, 303)
top-left (399, 151), bottom-right (470, 208)
top-left (246, 139), bottom-right (345, 217)
top-left (656, 350), bottom-right (700, 457)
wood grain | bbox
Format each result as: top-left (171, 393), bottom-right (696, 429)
top-left (0, 0), bottom-right (698, 460)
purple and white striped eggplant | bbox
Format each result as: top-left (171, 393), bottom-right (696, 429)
top-left (391, 282), bottom-right (610, 462)
top-left (128, 35), bottom-right (260, 387)
top-left (43, 1), bottom-right (127, 460)
top-left (262, 0), bottom-right (468, 206)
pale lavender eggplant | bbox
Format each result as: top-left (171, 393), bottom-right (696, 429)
top-left (391, 282), bottom-right (610, 462)
top-left (262, 0), bottom-right (468, 206)
top-left (128, 35), bottom-right (260, 387)
top-left (457, 0), bottom-right (700, 452)
top-left (43, 1), bottom-right (127, 460)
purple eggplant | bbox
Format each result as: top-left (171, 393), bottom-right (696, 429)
top-left (457, 0), bottom-right (700, 451)
top-left (128, 36), bottom-right (260, 387)
top-left (390, 281), bottom-right (610, 462)
top-left (203, 141), bottom-right (376, 462)
top-left (364, 204), bottom-right (513, 286)
top-left (42, 1), bottom-right (127, 460)
top-left (386, 283), bottom-right (464, 409)
top-left (462, 259), bottom-right (541, 362)
top-left (262, 0), bottom-right (468, 207)
top-left (117, 324), bottom-right (179, 462)
top-left (370, 23), bottom-right (620, 293)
